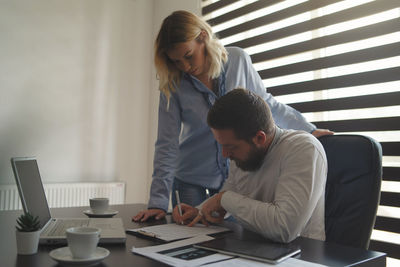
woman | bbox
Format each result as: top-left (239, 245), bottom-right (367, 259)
top-left (133, 10), bottom-right (332, 222)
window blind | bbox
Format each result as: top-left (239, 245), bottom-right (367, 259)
top-left (202, 0), bottom-right (400, 264)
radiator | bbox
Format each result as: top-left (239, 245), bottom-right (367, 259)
top-left (0, 182), bottom-right (125, 211)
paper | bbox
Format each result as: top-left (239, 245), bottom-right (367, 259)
top-left (204, 257), bottom-right (328, 266)
top-left (127, 223), bottom-right (230, 242)
top-left (132, 235), bottom-right (234, 267)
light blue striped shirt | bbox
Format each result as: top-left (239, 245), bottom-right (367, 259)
top-left (148, 47), bottom-right (316, 211)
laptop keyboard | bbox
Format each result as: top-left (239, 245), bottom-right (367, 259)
top-left (43, 219), bottom-right (89, 236)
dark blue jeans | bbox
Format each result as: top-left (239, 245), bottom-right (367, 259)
top-left (171, 178), bottom-right (220, 208)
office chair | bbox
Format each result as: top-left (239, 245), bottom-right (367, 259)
top-left (319, 134), bottom-right (382, 249)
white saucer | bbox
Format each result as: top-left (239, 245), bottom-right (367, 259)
top-left (49, 246), bottom-right (109, 266)
top-left (83, 209), bottom-right (118, 218)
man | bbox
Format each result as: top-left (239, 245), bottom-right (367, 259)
top-left (173, 88), bottom-right (327, 243)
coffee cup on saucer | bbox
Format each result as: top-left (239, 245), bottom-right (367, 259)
top-left (66, 227), bottom-right (101, 259)
top-left (89, 197), bottom-right (109, 214)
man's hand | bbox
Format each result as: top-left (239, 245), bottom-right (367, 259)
top-left (172, 203), bottom-right (209, 225)
top-left (132, 209), bottom-right (166, 222)
top-left (188, 192), bottom-right (226, 227)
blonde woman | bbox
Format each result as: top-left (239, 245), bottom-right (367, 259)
top-left (133, 10), bottom-right (332, 222)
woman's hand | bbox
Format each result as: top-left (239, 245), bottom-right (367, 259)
top-left (312, 129), bottom-right (334, 138)
top-left (132, 209), bottom-right (166, 222)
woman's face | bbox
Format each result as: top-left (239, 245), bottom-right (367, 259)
top-left (166, 38), bottom-right (208, 79)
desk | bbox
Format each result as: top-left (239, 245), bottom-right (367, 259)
top-left (0, 204), bottom-right (386, 267)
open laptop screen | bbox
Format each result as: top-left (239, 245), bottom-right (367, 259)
top-left (11, 157), bottom-right (52, 229)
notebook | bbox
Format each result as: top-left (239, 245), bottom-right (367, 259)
top-left (11, 157), bottom-right (126, 245)
top-left (194, 237), bottom-right (301, 265)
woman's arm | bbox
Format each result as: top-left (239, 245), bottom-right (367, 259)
top-left (134, 92), bottom-right (181, 222)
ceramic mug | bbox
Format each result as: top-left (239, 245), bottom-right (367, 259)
top-left (66, 227), bottom-right (101, 259)
top-left (89, 197), bottom-right (109, 214)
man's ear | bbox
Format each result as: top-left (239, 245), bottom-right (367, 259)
top-left (252, 131), bottom-right (267, 146)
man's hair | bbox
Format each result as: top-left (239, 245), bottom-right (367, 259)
top-left (154, 10), bottom-right (228, 102)
top-left (207, 88), bottom-right (275, 141)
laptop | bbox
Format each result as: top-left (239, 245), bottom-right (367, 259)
top-left (11, 157), bottom-right (126, 245)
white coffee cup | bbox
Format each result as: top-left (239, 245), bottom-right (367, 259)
top-left (66, 227), bottom-right (101, 259)
top-left (89, 197), bottom-right (109, 214)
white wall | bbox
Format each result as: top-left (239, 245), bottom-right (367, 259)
top-left (0, 0), bottom-right (200, 204)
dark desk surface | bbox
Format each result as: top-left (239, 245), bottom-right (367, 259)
top-left (0, 204), bottom-right (386, 267)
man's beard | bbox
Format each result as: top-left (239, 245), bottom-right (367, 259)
top-left (232, 144), bottom-right (267, 172)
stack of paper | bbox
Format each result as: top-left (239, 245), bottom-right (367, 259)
top-left (127, 223), bottom-right (230, 242)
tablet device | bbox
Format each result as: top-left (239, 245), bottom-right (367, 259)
top-left (194, 237), bottom-right (300, 264)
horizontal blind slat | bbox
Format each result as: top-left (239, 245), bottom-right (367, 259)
top-left (313, 117), bottom-right (400, 132)
top-left (268, 67), bottom-right (400, 96)
top-left (369, 240), bottom-right (400, 259)
top-left (202, 0), bottom-right (240, 16)
top-left (258, 42), bottom-right (400, 79)
top-left (251, 18), bottom-right (399, 64)
top-left (288, 92), bottom-right (400, 113)
top-left (381, 142), bottom-right (400, 157)
top-left (380, 192), bottom-right (400, 208)
top-left (383, 167), bottom-right (400, 182)
top-left (207, 0), bottom-right (278, 26)
top-left (374, 216), bottom-right (400, 234)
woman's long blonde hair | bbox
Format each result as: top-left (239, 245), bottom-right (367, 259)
top-left (154, 10), bottom-right (228, 101)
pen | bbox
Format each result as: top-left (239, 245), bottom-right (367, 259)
top-left (137, 230), bottom-right (158, 238)
top-left (206, 189), bottom-right (220, 218)
top-left (175, 190), bottom-right (184, 225)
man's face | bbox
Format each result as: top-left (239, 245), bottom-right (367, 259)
top-left (211, 128), bottom-right (267, 172)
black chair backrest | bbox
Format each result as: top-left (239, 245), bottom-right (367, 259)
top-left (319, 134), bottom-right (382, 249)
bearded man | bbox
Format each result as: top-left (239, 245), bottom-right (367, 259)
top-left (173, 88), bottom-right (327, 243)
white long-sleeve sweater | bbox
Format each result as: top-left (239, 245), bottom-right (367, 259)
top-left (221, 127), bottom-right (327, 243)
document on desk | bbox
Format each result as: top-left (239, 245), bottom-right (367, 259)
top-left (132, 235), bottom-right (234, 267)
top-left (127, 223), bottom-right (230, 242)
